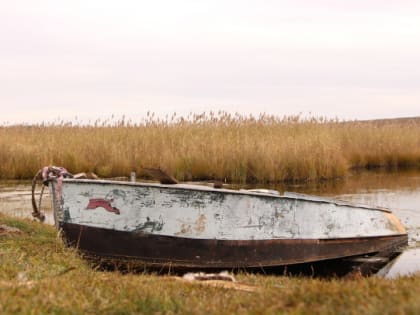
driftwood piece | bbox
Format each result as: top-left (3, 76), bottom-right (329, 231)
top-left (172, 272), bottom-right (258, 292)
top-left (142, 168), bottom-right (178, 184)
top-left (73, 172), bottom-right (99, 180)
top-left (0, 224), bottom-right (22, 236)
top-left (213, 181), bottom-right (223, 189)
top-left (183, 271), bottom-right (236, 282)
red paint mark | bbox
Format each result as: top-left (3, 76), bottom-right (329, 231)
top-left (86, 198), bottom-right (120, 215)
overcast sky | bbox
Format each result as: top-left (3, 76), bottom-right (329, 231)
top-left (1, 0), bottom-right (420, 123)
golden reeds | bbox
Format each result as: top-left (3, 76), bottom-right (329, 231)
top-left (0, 113), bottom-right (419, 183)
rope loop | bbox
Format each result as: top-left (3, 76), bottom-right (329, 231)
top-left (31, 166), bottom-right (73, 222)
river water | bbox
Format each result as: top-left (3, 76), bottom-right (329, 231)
top-left (1, 170), bottom-right (420, 278)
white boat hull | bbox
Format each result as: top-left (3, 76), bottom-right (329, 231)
top-left (49, 179), bottom-right (408, 271)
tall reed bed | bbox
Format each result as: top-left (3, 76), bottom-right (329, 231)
top-left (0, 113), bottom-right (419, 183)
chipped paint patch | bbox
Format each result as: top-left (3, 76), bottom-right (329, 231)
top-left (135, 216), bottom-right (164, 232)
top-left (105, 189), bottom-right (127, 200)
top-left (86, 198), bottom-right (120, 215)
top-left (175, 223), bottom-right (193, 236)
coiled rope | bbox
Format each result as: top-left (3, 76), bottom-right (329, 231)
top-left (31, 166), bottom-right (73, 222)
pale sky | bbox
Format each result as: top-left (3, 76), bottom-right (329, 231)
top-left (1, 0), bottom-right (420, 123)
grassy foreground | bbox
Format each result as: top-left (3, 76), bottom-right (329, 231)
top-left (1, 113), bottom-right (420, 183)
top-left (1, 214), bottom-right (420, 314)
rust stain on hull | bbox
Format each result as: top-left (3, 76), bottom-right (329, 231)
top-left (194, 214), bottom-right (207, 234)
top-left (384, 212), bottom-right (407, 234)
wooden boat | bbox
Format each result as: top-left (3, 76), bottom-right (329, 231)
top-left (33, 167), bottom-right (408, 275)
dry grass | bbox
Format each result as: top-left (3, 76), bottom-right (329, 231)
top-left (0, 113), bottom-right (419, 183)
top-left (1, 213), bottom-right (420, 314)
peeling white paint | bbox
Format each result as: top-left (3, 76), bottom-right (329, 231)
top-left (50, 179), bottom-right (406, 240)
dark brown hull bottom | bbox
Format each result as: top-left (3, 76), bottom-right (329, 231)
top-left (60, 223), bottom-right (407, 275)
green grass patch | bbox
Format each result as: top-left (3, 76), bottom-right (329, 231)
top-left (1, 214), bottom-right (420, 314)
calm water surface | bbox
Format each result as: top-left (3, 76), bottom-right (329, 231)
top-left (1, 170), bottom-right (420, 278)
top-left (0, 180), bottom-right (54, 224)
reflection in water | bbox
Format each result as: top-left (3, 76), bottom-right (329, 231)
top-left (250, 169), bottom-right (420, 197)
top-left (377, 248), bottom-right (420, 279)
top-left (1, 169), bottom-right (420, 277)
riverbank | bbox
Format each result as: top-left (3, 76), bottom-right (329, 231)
top-left (1, 214), bottom-right (419, 314)
top-left (1, 113), bottom-right (419, 183)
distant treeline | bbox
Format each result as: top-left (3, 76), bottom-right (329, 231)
top-left (1, 113), bottom-right (419, 183)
